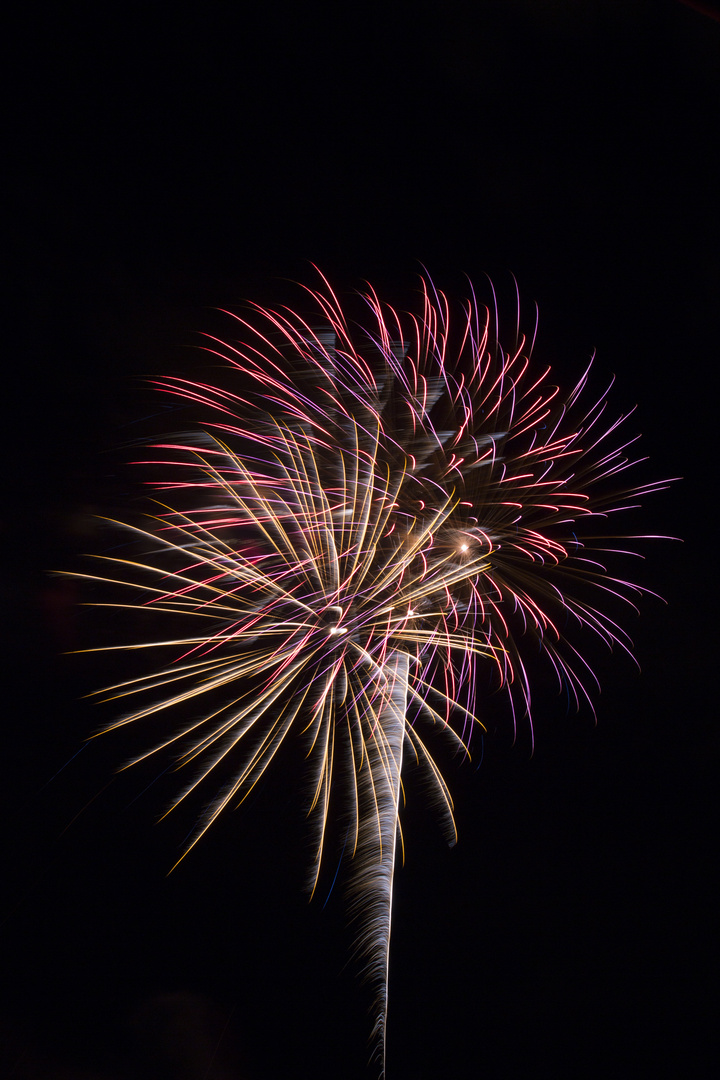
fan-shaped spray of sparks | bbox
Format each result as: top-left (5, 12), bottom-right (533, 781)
top-left (70, 271), bottom-right (670, 1077)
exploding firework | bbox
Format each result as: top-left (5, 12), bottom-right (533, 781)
top-left (69, 271), bottom-right (669, 1077)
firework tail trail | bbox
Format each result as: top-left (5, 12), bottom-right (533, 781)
top-left (65, 270), bottom-right (674, 1079)
top-left (348, 650), bottom-right (408, 1076)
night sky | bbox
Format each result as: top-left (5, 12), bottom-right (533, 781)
top-left (3, 2), bottom-right (716, 1078)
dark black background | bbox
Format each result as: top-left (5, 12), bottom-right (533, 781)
top-left (3, 2), bottom-right (716, 1078)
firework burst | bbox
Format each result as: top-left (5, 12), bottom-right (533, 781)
top-left (69, 271), bottom-right (669, 1077)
